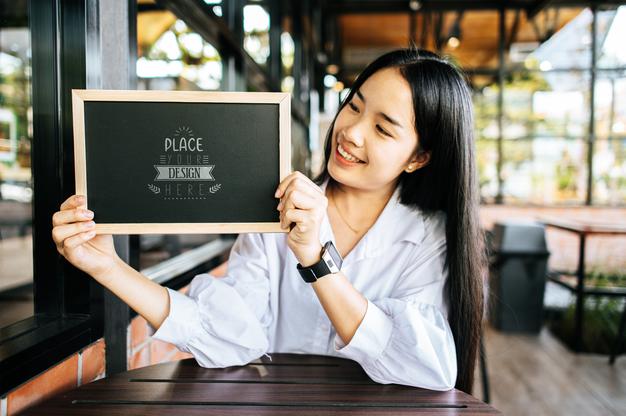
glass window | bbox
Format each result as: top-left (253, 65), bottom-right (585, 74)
top-left (502, 138), bottom-right (587, 204)
top-left (597, 6), bottom-right (626, 69)
top-left (523, 8), bottom-right (590, 71)
top-left (243, 4), bottom-right (270, 66)
top-left (0, 1), bottom-right (33, 327)
top-left (281, 29), bottom-right (294, 93)
top-left (594, 70), bottom-right (626, 205)
top-left (137, 12), bottom-right (222, 91)
top-left (476, 140), bottom-right (499, 204)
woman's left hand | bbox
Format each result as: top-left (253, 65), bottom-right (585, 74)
top-left (275, 171), bottom-right (328, 266)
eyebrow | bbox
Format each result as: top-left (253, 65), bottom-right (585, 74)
top-left (355, 90), bottom-right (404, 129)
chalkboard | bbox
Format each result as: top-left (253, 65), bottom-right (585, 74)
top-left (71, 90), bottom-right (291, 234)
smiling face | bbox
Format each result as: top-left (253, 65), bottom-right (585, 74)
top-left (327, 67), bottom-right (428, 195)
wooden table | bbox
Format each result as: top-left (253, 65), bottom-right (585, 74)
top-left (539, 217), bottom-right (626, 354)
top-left (23, 354), bottom-right (500, 415)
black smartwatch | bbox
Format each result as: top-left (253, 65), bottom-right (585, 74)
top-left (297, 241), bottom-right (343, 283)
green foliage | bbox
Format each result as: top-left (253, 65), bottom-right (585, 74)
top-left (549, 270), bottom-right (626, 354)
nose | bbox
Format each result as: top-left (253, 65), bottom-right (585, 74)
top-left (341, 120), bottom-right (365, 148)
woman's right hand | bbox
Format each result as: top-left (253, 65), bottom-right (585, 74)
top-left (52, 195), bottom-right (120, 281)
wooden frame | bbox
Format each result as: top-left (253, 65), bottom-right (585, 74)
top-left (72, 89), bottom-right (291, 234)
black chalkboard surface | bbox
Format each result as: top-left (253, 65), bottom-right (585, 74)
top-left (72, 90), bottom-right (291, 234)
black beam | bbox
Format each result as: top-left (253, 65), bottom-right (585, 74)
top-left (496, 5), bottom-right (505, 204)
top-left (586, 5), bottom-right (597, 205)
top-left (222, 0), bottom-right (246, 91)
top-left (325, 0), bottom-right (626, 14)
top-left (268, 0), bottom-right (282, 90)
top-left (526, 0), bottom-right (553, 19)
top-left (506, 9), bottom-right (521, 51)
top-left (31, 0), bottom-right (64, 317)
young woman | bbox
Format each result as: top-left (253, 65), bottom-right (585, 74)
top-left (52, 48), bottom-right (485, 393)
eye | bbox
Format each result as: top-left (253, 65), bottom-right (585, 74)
top-left (376, 124), bottom-right (391, 137)
top-left (347, 101), bottom-right (360, 113)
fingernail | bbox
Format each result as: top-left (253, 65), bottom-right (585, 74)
top-left (85, 231), bottom-right (96, 239)
top-left (277, 202), bottom-right (282, 210)
top-left (83, 210), bottom-right (94, 218)
top-left (85, 221), bottom-right (95, 228)
top-left (274, 189), bottom-right (280, 197)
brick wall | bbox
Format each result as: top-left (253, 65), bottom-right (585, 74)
top-left (1, 261), bottom-right (228, 415)
top-left (1, 339), bottom-right (105, 415)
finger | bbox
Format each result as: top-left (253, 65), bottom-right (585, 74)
top-left (282, 207), bottom-right (309, 230)
top-left (63, 230), bottom-right (97, 249)
top-left (275, 171), bottom-right (322, 198)
top-left (53, 207), bottom-right (94, 227)
top-left (52, 221), bottom-right (96, 246)
top-left (279, 180), bottom-right (321, 209)
top-left (281, 189), bottom-right (319, 212)
top-left (60, 195), bottom-right (87, 211)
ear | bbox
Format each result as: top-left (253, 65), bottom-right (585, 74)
top-left (404, 151), bottom-right (431, 173)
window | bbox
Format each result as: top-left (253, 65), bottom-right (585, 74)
top-left (243, 4), bottom-right (270, 66)
top-left (467, 6), bottom-right (625, 205)
top-left (0, 0), bottom-right (33, 330)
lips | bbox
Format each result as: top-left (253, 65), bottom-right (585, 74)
top-left (337, 143), bottom-right (365, 163)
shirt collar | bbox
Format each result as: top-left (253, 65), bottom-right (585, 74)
top-left (318, 177), bottom-right (424, 263)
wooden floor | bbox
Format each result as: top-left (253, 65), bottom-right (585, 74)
top-left (474, 324), bottom-right (626, 416)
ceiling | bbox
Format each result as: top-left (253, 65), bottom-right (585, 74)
top-left (335, 6), bottom-right (585, 84)
top-left (134, 1), bottom-right (621, 88)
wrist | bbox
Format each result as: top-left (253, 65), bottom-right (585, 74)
top-left (92, 255), bottom-right (125, 285)
top-left (297, 243), bottom-right (323, 267)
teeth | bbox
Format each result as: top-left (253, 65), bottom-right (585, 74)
top-left (338, 144), bottom-right (362, 163)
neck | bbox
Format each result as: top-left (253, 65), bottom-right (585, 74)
top-left (327, 179), bottom-right (397, 222)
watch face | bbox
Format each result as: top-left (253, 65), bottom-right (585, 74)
top-left (323, 241), bottom-right (343, 271)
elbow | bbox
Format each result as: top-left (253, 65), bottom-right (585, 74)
top-left (187, 334), bottom-right (270, 369)
top-left (427, 368), bottom-right (456, 391)
top-left (358, 356), bottom-right (457, 391)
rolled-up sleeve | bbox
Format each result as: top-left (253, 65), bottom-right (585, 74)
top-left (152, 232), bottom-right (272, 367)
top-left (334, 217), bottom-right (457, 391)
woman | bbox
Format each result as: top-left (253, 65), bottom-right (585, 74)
top-left (52, 48), bottom-right (485, 393)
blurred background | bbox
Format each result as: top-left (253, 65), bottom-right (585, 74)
top-left (1, 1), bottom-right (625, 415)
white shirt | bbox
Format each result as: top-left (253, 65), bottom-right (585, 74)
top-left (152, 179), bottom-right (457, 391)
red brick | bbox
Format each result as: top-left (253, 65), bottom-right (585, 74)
top-left (150, 339), bottom-right (178, 364)
top-left (129, 315), bottom-right (149, 349)
top-left (172, 350), bottom-right (194, 361)
top-left (80, 339), bottom-right (105, 385)
top-left (7, 354), bottom-right (79, 415)
top-left (128, 345), bottom-right (150, 370)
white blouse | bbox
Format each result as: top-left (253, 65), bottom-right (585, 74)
top-left (152, 179), bottom-right (457, 391)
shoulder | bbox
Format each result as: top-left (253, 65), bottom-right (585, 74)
top-left (393, 203), bottom-right (446, 247)
top-left (421, 210), bottom-right (447, 244)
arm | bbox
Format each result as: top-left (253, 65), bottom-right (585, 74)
top-left (275, 174), bottom-right (455, 389)
top-left (94, 258), bottom-right (170, 330)
top-left (311, 271), bottom-right (367, 344)
top-left (151, 232), bottom-right (272, 367)
top-left (51, 194), bottom-right (170, 330)
top-left (52, 195), bottom-right (272, 368)
top-left (325, 229), bottom-right (456, 390)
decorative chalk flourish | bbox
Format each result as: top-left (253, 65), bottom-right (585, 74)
top-left (209, 184), bottom-right (222, 194)
top-left (148, 184), bottom-right (161, 194)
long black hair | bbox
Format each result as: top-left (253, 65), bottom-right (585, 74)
top-left (314, 49), bottom-right (485, 393)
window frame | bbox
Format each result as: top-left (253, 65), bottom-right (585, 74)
top-left (0, 0), bottom-right (104, 395)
